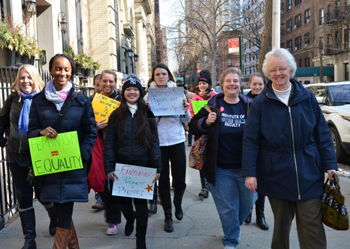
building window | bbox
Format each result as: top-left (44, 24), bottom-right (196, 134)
top-left (305, 9), bottom-right (310, 24)
top-left (319, 8), bottom-right (324, 25)
top-left (345, 28), bottom-right (350, 50)
top-left (295, 0), bottom-right (302, 6)
top-left (287, 0), bottom-right (292, 11)
top-left (304, 32), bottom-right (310, 46)
top-left (335, 31), bottom-right (340, 47)
top-left (305, 57), bottom-right (310, 67)
top-left (295, 36), bottom-right (302, 50)
top-left (281, 42), bottom-right (285, 48)
top-left (287, 40), bottom-right (293, 52)
top-left (281, 3), bottom-right (285, 16)
top-left (327, 34), bottom-right (332, 45)
top-left (295, 14), bottom-right (301, 29)
top-left (299, 59), bottom-right (302, 67)
top-left (287, 19), bottom-right (292, 32)
top-left (281, 23), bottom-right (285, 35)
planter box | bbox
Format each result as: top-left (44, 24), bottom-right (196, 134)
top-left (84, 69), bottom-right (93, 77)
top-left (76, 66), bottom-right (83, 76)
top-left (9, 51), bottom-right (34, 67)
top-left (0, 48), bottom-right (11, 66)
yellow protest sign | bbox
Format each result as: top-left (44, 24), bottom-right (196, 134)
top-left (192, 100), bottom-right (208, 115)
top-left (28, 131), bottom-right (83, 176)
top-left (91, 93), bottom-right (120, 122)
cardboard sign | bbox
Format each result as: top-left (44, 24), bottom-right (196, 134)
top-left (112, 163), bottom-right (157, 200)
top-left (148, 87), bottom-right (185, 116)
top-left (192, 100), bottom-right (208, 115)
top-left (92, 93), bottom-right (120, 122)
top-left (28, 131), bottom-right (83, 176)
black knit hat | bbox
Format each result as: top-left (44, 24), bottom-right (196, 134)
top-left (198, 70), bottom-right (212, 85)
top-left (122, 74), bottom-right (145, 97)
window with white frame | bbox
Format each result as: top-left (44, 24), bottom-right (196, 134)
top-left (295, 14), bottom-right (301, 28)
top-left (287, 40), bottom-right (293, 52)
top-left (304, 32), bottom-right (310, 46)
top-left (287, 0), bottom-right (292, 11)
top-left (287, 19), bottom-right (292, 32)
top-left (295, 36), bottom-right (302, 50)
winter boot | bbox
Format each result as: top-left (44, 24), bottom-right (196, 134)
top-left (136, 224), bottom-right (147, 249)
top-left (68, 220), bottom-right (80, 249)
top-left (198, 176), bottom-right (209, 198)
top-left (173, 189), bottom-right (185, 221)
top-left (245, 212), bottom-right (252, 224)
top-left (19, 208), bottom-right (37, 249)
top-left (256, 194), bottom-right (269, 230)
top-left (163, 209), bottom-right (173, 233)
top-left (53, 227), bottom-right (70, 249)
top-left (44, 203), bottom-right (57, 236)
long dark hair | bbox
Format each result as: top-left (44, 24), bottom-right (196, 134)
top-left (151, 63), bottom-right (175, 82)
top-left (114, 94), bottom-right (157, 149)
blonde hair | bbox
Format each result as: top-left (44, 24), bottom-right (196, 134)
top-left (11, 64), bottom-right (45, 102)
top-left (220, 67), bottom-right (241, 88)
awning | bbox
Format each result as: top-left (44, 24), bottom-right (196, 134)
top-left (295, 66), bottom-right (334, 77)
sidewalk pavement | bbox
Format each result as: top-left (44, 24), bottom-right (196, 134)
top-left (1, 146), bottom-right (350, 249)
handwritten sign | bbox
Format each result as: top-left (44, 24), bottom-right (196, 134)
top-left (112, 163), bottom-right (157, 200)
top-left (28, 131), bottom-right (83, 176)
top-left (192, 100), bottom-right (208, 115)
top-left (92, 93), bottom-right (120, 122)
top-left (148, 87), bottom-right (185, 116)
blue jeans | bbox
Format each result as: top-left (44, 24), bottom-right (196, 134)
top-left (210, 167), bottom-right (257, 248)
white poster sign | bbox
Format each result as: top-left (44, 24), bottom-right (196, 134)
top-left (112, 163), bottom-right (157, 200)
top-left (148, 87), bottom-right (185, 116)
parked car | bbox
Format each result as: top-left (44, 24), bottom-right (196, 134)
top-left (305, 82), bottom-right (350, 162)
top-left (243, 88), bottom-right (250, 95)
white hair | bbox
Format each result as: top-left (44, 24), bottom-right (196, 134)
top-left (262, 48), bottom-right (297, 79)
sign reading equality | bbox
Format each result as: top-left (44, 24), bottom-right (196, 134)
top-left (29, 131), bottom-right (83, 176)
top-left (192, 100), bottom-right (208, 115)
top-left (92, 93), bottom-right (120, 122)
top-left (148, 87), bottom-right (185, 116)
top-left (112, 163), bottom-right (157, 200)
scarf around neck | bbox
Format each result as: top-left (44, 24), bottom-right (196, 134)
top-left (45, 80), bottom-right (73, 111)
top-left (18, 91), bottom-right (37, 136)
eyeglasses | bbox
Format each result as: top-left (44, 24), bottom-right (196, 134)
top-left (269, 66), bottom-right (289, 75)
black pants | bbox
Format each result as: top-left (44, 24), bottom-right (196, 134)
top-left (119, 197), bottom-right (148, 237)
top-left (8, 163), bottom-right (49, 209)
top-left (100, 180), bottom-right (121, 224)
top-left (55, 202), bottom-right (74, 229)
top-left (159, 142), bottom-right (187, 211)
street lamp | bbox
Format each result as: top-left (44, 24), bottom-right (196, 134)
top-left (25, 0), bottom-right (36, 16)
top-left (134, 54), bottom-right (139, 63)
top-left (58, 12), bottom-right (68, 33)
top-left (125, 49), bottom-right (134, 73)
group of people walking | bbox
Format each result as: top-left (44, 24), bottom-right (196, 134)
top-left (0, 47), bottom-right (338, 249)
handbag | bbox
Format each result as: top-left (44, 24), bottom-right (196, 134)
top-left (321, 173), bottom-right (349, 230)
top-left (27, 90), bottom-right (77, 187)
top-left (189, 134), bottom-right (208, 170)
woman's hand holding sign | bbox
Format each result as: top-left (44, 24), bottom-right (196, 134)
top-left (40, 126), bottom-right (58, 138)
top-left (108, 172), bottom-right (118, 181)
top-left (205, 109), bottom-right (217, 126)
top-left (96, 119), bottom-right (107, 130)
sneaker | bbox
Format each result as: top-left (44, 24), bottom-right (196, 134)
top-left (106, 223), bottom-right (118, 235)
top-left (92, 202), bottom-right (105, 210)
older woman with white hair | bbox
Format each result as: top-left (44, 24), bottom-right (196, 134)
top-left (242, 48), bottom-right (338, 249)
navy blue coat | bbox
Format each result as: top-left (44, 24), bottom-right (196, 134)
top-left (242, 78), bottom-right (338, 202)
top-left (28, 85), bottom-right (97, 203)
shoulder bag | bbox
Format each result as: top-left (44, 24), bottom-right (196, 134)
top-left (321, 173), bottom-right (349, 230)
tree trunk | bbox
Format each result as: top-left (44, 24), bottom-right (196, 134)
top-left (258, 0), bottom-right (273, 75)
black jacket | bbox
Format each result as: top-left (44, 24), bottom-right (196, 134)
top-left (28, 85), bottom-right (97, 203)
top-left (0, 92), bottom-right (31, 155)
top-left (189, 93), bottom-right (252, 185)
top-left (104, 108), bottom-right (162, 175)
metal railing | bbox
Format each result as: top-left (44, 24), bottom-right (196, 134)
top-left (0, 66), bottom-right (94, 231)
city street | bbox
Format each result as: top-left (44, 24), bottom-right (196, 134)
top-left (0, 146), bottom-right (350, 249)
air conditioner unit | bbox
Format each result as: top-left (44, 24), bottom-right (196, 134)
top-left (287, 27), bottom-right (291, 31)
top-left (306, 19), bottom-right (310, 24)
top-left (294, 25), bottom-right (297, 29)
top-left (288, 5), bottom-right (292, 10)
top-left (304, 44), bottom-right (308, 48)
top-left (295, 47), bottom-right (298, 51)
